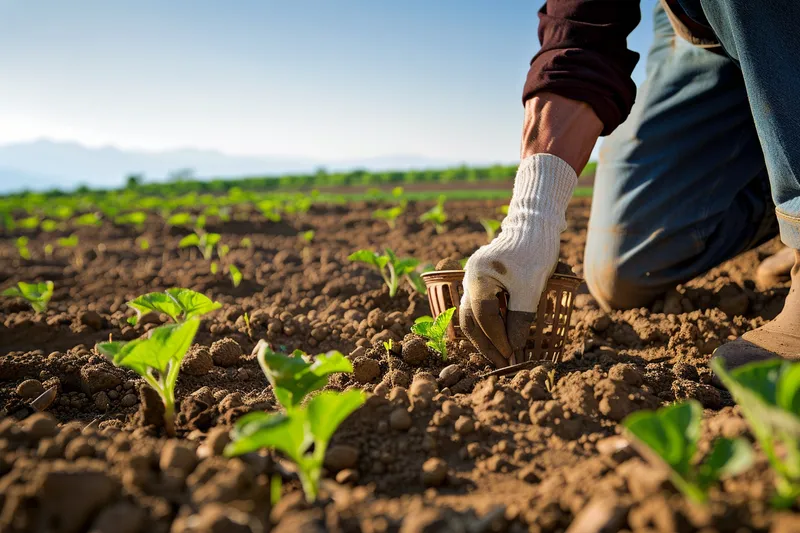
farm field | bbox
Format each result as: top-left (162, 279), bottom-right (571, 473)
top-left (0, 188), bottom-right (797, 533)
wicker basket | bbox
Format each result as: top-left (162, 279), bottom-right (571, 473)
top-left (420, 269), bottom-right (582, 363)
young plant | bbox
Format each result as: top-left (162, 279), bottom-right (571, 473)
top-left (225, 389), bottom-right (365, 501)
top-left (411, 307), bottom-right (456, 360)
top-left (372, 201), bottom-right (407, 230)
top-left (348, 248), bottom-right (419, 297)
top-left (2, 281), bottom-right (54, 313)
top-left (623, 400), bottom-right (753, 505)
top-left (480, 219), bottom-right (502, 241)
top-left (254, 341), bottom-right (353, 408)
top-left (16, 237), bottom-right (31, 260)
top-left (229, 264), bottom-right (243, 288)
top-left (97, 318), bottom-right (199, 437)
top-left (711, 358), bottom-right (800, 507)
top-left (126, 288), bottom-right (221, 326)
top-left (226, 341), bottom-right (363, 501)
top-left (179, 231), bottom-right (221, 260)
top-left (383, 339), bottom-right (394, 356)
top-left (419, 196), bottom-right (448, 234)
top-left (57, 234), bottom-right (79, 248)
top-left (116, 211), bottom-right (147, 229)
top-left (300, 230), bottom-right (315, 244)
top-left (76, 212), bottom-right (102, 227)
top-left (243, 311), bottom-right (253, 340)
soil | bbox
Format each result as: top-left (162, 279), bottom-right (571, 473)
top-left (1, 197), bottom-right (796, 533)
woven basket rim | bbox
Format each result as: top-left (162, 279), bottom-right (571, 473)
top-left (420, 269), bottom-right (582, 283)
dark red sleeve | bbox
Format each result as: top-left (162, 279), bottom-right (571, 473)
top-left (523, 1), bottom-right (641, 135)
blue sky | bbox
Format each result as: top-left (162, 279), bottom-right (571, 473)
top-left (0, 0), bottom-right (658, 165)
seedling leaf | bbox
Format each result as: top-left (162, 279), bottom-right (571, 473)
top-left (2, 281), bottom-right (54, 313)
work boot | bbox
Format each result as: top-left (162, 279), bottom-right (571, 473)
top-left (755, 246), bottom-right (795, 290)
top-left (712, 249), bottom-right (800, 373)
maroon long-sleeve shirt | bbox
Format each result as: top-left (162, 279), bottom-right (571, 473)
top-left (523, 1), bottom-right (641, 136)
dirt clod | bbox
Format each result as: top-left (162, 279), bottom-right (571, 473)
top-left (421, 458), bottom-right (448, 487)
top-left (353, 357), bottom-right (381, 384)
top-left (183, 345), bottom-right (215, 376)
top-left (210, 338), bottom-right (242, 367)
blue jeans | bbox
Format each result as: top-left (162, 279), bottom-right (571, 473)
top-left (584, 1), bottom-right (800, 310)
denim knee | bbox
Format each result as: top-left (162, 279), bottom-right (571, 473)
top-left (583, 251), bottom-right (661, 311)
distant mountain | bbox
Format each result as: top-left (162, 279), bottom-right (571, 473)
top-left (0, 140), bottom-right (461, 194)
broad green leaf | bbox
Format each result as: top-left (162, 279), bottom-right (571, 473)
top-left (128, 292), bottom-right (183, 323)
top-left (165, 288), bottom-right (222, 321)
top-left (414, 315), bottom-right (433, 324)
top-left (411, 321), bottom-right (433, 338)
top-left (395, 258), bottom-right (420, 276)
top-left (623, 400), bottom-right (702, 477)
top-left (407, 271), bottom-right (427, 295)
top-left (167, 212), bottom-right (193, 226)
top-left (433, 307), bottom-right (456, 337)
top-left (348, 250), bottom-right (380, 267)
top-left (179, 234), bottom-right (201, 248)
top-left (3, 281), bottom-right (55, 313)
top-left (205, 233), bottom-right (221, 246)
top-left (76, 212), bottom-right (102, 226)
top-left (777, 363), bottom-right (800, 415)
top-left (307, 390), bottom-right (366, 445)
top-left (41, 220), bottom-right (58, 232)
top-left (98, 319), bottom-right (199, 378)
top-left (225, 410), bottom-right (309, 462)
top-left (698, 437), bottom-right (753, 487)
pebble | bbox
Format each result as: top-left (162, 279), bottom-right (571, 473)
top-left (454, 416), bottom-right (475, 435)
top-left (353, 357), bottom-right (381, 384)
top-left (421, 457), bottom-right (448, 487)
top-left (121, 394), bottom-right (138, 407)
top-left (389, 408), bottom-right (413, 431)
top-left (79, 310), bottom-right (104, 330)
top-left (94, 392), bottom-right (110, 411)
top-left (16, 379), bottom-right (45, 399)
top-left (335, 469), bottom-right (359, 484)
top-left (182, 346), bottom-right (214, 376)
top-left (325, 444), bottom-right (359, 471)
top-left (209, 338), bottom-right (242, 367)
top-left (438, 364), bottom-right (463, 388)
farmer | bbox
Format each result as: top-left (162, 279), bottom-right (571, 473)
top-left (461, 1), bottom-right (800, 371)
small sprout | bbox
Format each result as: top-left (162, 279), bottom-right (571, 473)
top-left (225, 389), bottom-right (365, 502)
top-left (18, 216), bottom-right (40, 230)
top-left (411, 307), bottom-right (455, 360)
top-left (16, 237), bottom-right (31, 260)
top-left (372, 202), bottom-right (407, 230)
top-left (300, 230), bottom-right (315, 244)
top-left (167, 212), bottom-right (193, 227)
top-left (383, 339), bottom-right (394, 356)
top-left (44, 244), bottom-right (54, 258)
top-left (40, 220), bottom-right (58, 232)
top-left (240, 237), bottom-right (253, 249)
top-left (480, 219), bottom-right (502, 241)
top-left (498, 205), bottom-right (509, 216)
top-left (243, 311), bottom-right (253, 339)
top-left (270, 474), bottom-right (283, 506)
top-left (391, 186), bottom-right (404, 198)
top-left (126, 287), bottom-right (221, 326)
top-left (115, 211), bottom-right (147, 228)
top-left (210, 262), bottom-right (218, 275)
top-left (711, 359), bottom-right (800, 507)
top-left (253, 341), bottom-right (353, 408)
top-left (57, 234), bottom-right (79, 248)
top-left (97, 318), bottom-right (199, 437)
top-left (229, 264), bottom-right (243, 287)
top-left (419, 196), bottom-right (447, 234)
top-left (138, 238), bottom-right (150, 250)
top-left (2, 281), bottom-right (54, 313)
top-left (623, 400), bottom-right (753, 505)
top-left (217, 244), bottom-right (230, 259)
top-left (348, 248), bottom-right (419, 297)
top-left (179, 231), bottom-right (221, 260)
top-left (76, 212), bottom-right (102, 226)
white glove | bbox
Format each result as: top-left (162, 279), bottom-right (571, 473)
top-left (461, 154), bottom-right (576, 367)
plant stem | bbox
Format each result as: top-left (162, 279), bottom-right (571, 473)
top-left (164, 399), bottom-right (176, 438)
top-left (387, 263), bottom-right (398, 297)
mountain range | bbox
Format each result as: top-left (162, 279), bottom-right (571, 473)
top-left (0, 140), bottom-right (463, 194)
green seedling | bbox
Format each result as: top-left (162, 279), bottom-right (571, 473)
top-left (167, 212), bottom-right (193, 227)
top-left (711, 358), bottom-right (800, 507)
top-left (243, 311), bottom-right (253, 339)
top-left (348, 248), bottom-right (420, 297)
top-left (270, 474), bottom-right (283, 506)
top-left (480, 219), bottom-right (502, 241)
top-left (217, 244), bottom-right (230, 259)
top-left (225, 389), bottom-right (365, 502)
top-left (623, 400), bottom-right (753, 505)
top-left (126, 287), bottom-right (221, 326)
top-left (383, 339), bottom-right (394, 356)
top-left (57, 234), bottom-right (79, 248)
top-left (240, 237), bottom-right (253, 249)
top-left (76, 212), bottom-right (102, 227)
top-left (253, 341), bottom-right (353, 409)
top-left (391, 186), bottom-right (404, 198)
top-left (210, 261), bottom-right (218, 275)
top-left (18, 216), bottom-right (40, 230)
top-left (16, 237), bottom-right (31, 260)
top-left (41, 220), bottom-right (59, 232)
top-left (97, 318), bottom-right (199, 437)
top-left (138, 238), bottom-right (150, 250)
top-left (411, 307), bottom-right (456, 360)
top-left (229, 264), bottom-right (243, 287)
top-left (300, 230), bottom-right (315, 244)
top-left (419, 196), bottom-right (448, 234)
top-left (372, 201), bottom-right (407, 230)
top-left (179, 231), bottom-right (221, 260)
top-left (44, 244), bottom-right (54, 259)
top-left (116, 211), bottom-right (147, 228)
top-left (498, 205), bottom-right (509, 216)
top-left (2, 281), bottom-right (55, 313)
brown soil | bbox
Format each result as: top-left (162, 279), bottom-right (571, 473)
top-left (0, 197), bottom-right (796, 533)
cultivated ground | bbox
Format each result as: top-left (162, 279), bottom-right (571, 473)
top-left (0, 197), bottom-right (797, 532)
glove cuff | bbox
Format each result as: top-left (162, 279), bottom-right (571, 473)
top-left (510, 154), bottom-right (578, 221)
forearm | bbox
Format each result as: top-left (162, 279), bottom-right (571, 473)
top-left (520, 92), bottom-right (603, 174)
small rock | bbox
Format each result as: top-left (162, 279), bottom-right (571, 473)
top-left (353, 357), bottom-right (381, 384)
top-left (454, 415), bottom-right (475, 435)
top-left (210, 338), bottom-right (242, 367)
top-left (325, 444), bottom-right (359, 471)
top-left (438, 364), bottom-right (463, 388)
top-left (79, 310), bottom-right (104, 330)
top-left (421, 457), bottom-right (448, 487)
top-left (182, 345), bottom-right (214, 376)
top-left (387, 369), bottom-right (411, 388)
top-left (81, 365), bottom-right (122, 394)
top-left (402, 337), bottom-right (429, 366)
top-left (367, 308), bottom-right (386, 329)
top-left (94, 392), bottom-right (110, 411)
top-left (121, 394), bottom-right (138, 407)
top-left (16, 379), bottom-right (45, 399)
top-left (336, 469), bottom-right (359, 484)
top-left (389, 408), bottom-right (413, 431)
top-left (591, 314), bottom-right (612, 333)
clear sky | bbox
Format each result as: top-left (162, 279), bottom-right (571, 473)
top-left (0, 0), bottom-right (658, 165)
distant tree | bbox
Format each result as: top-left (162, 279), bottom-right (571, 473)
top-left (125, 174), bottom-right (144, 189)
